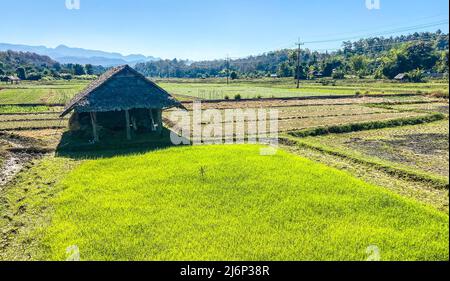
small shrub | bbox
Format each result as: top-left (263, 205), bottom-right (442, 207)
top-left (60, 73), bottom-right (73, 80)
top-left (234, 94), bottom-right (242, 100)
top-left (75, 74), bottom-right (98, 80)
top-left (224, 95), bottom-right (230, 100)
top-left (26, 72), bottom-right (42, 81)
top-left (405, 69), bottom-right (425, 83)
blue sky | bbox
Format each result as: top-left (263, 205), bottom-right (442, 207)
top-left (0, 0), bottom-right (448, 60)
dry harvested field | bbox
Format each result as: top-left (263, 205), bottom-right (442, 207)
top-left (166, 108), bottom-right (429, 133)
top-left (0, 94), bottom-right (445, 141)
top-left (180, 95), bottom-right (440, 110)
top-left (165, 95), bottom-right (443, 133)
top-left (298, 120), bottom-right (449, 178)
top-left (390, 102), bottom-right (449, 114)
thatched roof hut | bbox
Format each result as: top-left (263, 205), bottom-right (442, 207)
top-left (61, 65), bottom-right (184, 142)
top-left (6, 76), bottom-right (20, 84)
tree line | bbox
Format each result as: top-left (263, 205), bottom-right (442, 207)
top-left (0, 50), bottom-right (106, 81)
top-left (135, 31), bottom-right (449, 81)
top-left (1, 31), bottom-right (448, 83)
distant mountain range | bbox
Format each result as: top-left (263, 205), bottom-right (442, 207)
top-left (0, 43), bottom-right (159, 66)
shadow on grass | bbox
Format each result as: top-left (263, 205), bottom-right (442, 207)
top-left (56, 128), bottom-right (190, 160)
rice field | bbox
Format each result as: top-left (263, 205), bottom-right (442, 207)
top-left (4, 145), bottom-right (446, 261)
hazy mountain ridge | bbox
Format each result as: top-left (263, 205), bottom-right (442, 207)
top-left (0, 43), bottom-right (159, 66)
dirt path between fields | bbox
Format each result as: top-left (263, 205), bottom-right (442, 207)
top-left (0, 134), bottom-right (45, 188)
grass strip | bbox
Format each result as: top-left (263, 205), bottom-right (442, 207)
top-left (288, 113), bottom-right (446, 138)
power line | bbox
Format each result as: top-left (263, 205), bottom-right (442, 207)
top-left (303, 20), bottom-right (448, 44)
top-left (296, 39), bottom-right (304, 88)
top-left (225, 14), bottom-right (448, 60)
top-left (303, 14), bottom-right (448, 39)
top-left (226, 54), bottom-right (230, 85)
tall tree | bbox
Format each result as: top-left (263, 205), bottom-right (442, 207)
top-left (16, 67), bottom-right (26, 79)
top-left (85, 64), bottom-right (94, 75)
top-left (73, 64), bottom-right (86, 75)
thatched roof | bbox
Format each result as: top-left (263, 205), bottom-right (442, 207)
top-left (60, 65), bottom-right (184, 117)
top-left (394, 73), bottom-right (406, 80)
top-left (7, 76), bottom-right (20, 81)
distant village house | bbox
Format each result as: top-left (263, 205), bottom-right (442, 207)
top-left (308, 70), bottom-right (323, 79)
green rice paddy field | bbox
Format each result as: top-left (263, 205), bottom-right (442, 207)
top-left (1, 145), bottom-right (448, 261)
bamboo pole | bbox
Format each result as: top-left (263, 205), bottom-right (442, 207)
top-left (149, 109), bottom-right (156, 131)
top-left (90, 112), bottom-right (99, 143)
top-left (156, 109), bottom-right (163, 134)
top-left (125, 110), bottom-right (131, 140)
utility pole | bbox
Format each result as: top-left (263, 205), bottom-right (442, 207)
top-left (296, 39), bottom-right (304, 89)
top-left (226, 54), bottom-right (230, 85)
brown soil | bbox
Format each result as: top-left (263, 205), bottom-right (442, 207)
top-left (0, 131), bottom-right (59, 187)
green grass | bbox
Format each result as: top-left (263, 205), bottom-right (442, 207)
top-left (30, 145), bottom-right (449, 261)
